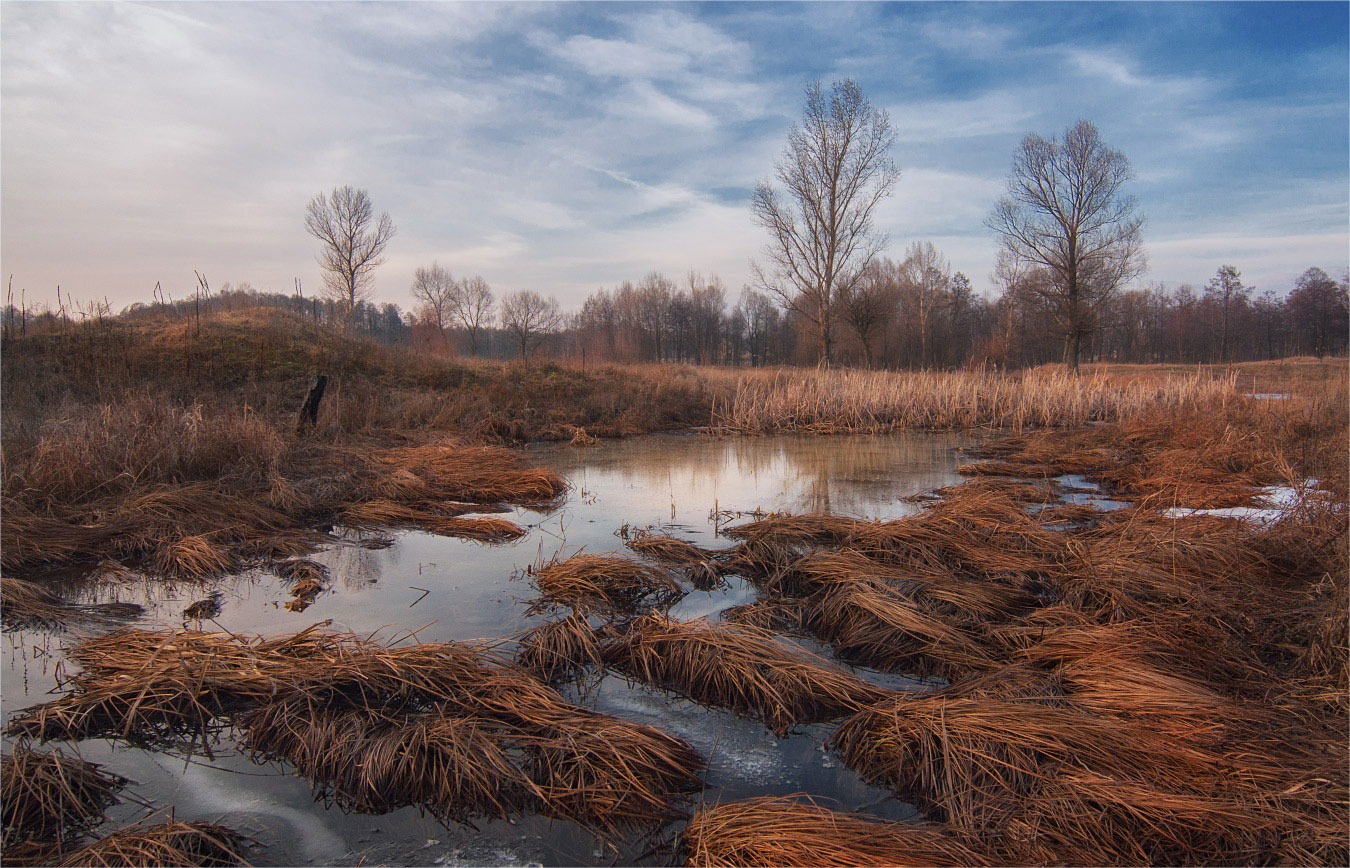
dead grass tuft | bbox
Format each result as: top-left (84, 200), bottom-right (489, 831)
top-left (532, 554), bottom-right (684, 611)
top-left (1, 746), bottom-right (127, 847)
top-left (601, 615), bottom-right (889, 736)
top-left (682, 795), bottom-right (985, 867)
top-left (50, 820), bottom-right (250, 867)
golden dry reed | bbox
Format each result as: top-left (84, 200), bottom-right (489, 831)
top-left (715, 366), bottom-right (1241, 433)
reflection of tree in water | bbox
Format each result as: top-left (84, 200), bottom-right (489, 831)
top-left (535, 432), bottom-right (974, 519)
top-left (321, 532), bottom-right (396, 591)
top-left (729, 435), bottom-right (969, 516)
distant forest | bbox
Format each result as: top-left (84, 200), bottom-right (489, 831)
top-left (4, 259), bottom-right (1346, 367)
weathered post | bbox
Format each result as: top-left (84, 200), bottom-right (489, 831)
top-left (295, 374), bottom-right (328, 435)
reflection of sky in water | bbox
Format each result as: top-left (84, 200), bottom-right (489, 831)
top-left (1, 432), bottom-right (971, 865)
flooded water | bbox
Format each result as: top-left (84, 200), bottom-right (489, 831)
top-left (2, 432), bottom-right (976, 865)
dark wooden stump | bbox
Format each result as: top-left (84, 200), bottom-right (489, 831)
top-left (295, 374), bottom-right (328, 435)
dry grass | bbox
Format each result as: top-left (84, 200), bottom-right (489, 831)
top-left (531, 553), bottom-right (684, 611)
top-left (600, 615), bottom-right (889, 736)
top-left (513, 613), bottom-right (608, 684)
top-left (716, 366), bottom-right (1242, 433)
top-left (9, 624), bottom-right (706, 837)
top-left (626, 533), bottom-right (725, 589)
top-left (1, 396), bottom-right (560, 578)
top-left (50, 821), bottom-right (250, 867)
top-left (682, 795), bottom-right (985, 867)
top-left (831, 690), bottom-right (1343, 865)
top-left (241, 701), bottom-right (537, 822)
top-left (1, 746), bottom-right (127, 847)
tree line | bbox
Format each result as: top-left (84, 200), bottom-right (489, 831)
top-left (6, 81), bottom-right (1343, 366)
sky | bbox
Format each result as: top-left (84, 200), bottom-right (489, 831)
top-left (2, 1), bottom-right (1347, 314)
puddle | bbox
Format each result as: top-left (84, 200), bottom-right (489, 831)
top-left (2, 431), bottom-right (974, 865)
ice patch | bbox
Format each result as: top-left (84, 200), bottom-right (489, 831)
top-left (1163, 479), bottom-right (1328, 526)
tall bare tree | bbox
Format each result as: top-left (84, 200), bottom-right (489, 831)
top-left (898, 241), bottom-right (951, 368)
top-left (304, 186), bottom-right (396, 324)
top-left (500, 289), bottom-right (562, 360)
top-left (1204, 264), bottom-right (1248, 362)
top-left (751, 78), bottom-right (899, 365)
top-left (410, 262), bottom-right (455, 338)
top-left (450, 275), bottom-right (495, 355)
top-left (987, 120), bottom-right (1144, 371)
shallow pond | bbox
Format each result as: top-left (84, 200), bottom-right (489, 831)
top-left (2, 431), bottom-right (977, 866)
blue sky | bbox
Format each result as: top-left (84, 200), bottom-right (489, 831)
top-left (2, 1), bottom-right (1346, 312)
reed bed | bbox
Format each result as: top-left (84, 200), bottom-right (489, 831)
top-left (49, 821), bottom-right (251, 867)
top-left (600, 615), bottom-right (889, 736)
top-left (1, 746), bottom-right (127, 847)
top-left (531, 554), bottom-right (684, 611)
top-left (1, 576), bottom-right (144, 627)
top-left (682, 795), bottom-right (985, 867)
top-left (715, 367), bottom-right (1239, 433)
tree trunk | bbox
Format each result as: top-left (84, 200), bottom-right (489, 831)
top-left (295, 374), bottom-right (328, 435)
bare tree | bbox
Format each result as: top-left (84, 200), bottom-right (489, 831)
top-left (500, 289), bottom-right (562, 360)
top-left (840, 259), bottom-right (899, 367)
top-left (1203, 264), bottom-right (1248, 362)
top-left (450, 275), bottom-right (495, 355)
top-left (898, 241), bottom-right (951, 368)
top-left (987, 120), bottom-right (1145, 371)
top-left (410, 262), bottom-right (455, 337)
top-left (751, 78), bottom-right (899, 366)
top-left (304, 186), bottom-right (396, 324)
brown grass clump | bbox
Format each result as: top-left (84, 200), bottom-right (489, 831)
top-left (600, 615), bottom-right (889, 736)
top-left (722, 513), bottom-right (871, 548)
top-left (720, 598), bottom-right (807, 633)
top-left (532, 553), bottom-right (684, 611)
top-left (682, 795), bottom-right (985, 868)
top-left (8, 624), bottom-right (706, 837)
top-left (340, 500), bottom-right (525, 542)
top-left (241, 701), bottom-right (537, 822)
top-left (513, 613), bottom-right (607, 684)
top-left (369, 443), bottom-right (565, 505)
top-left (1, 392), bottom-right (559, 578)
top-left (626, 533), bottom-right (724, 589)
top-left (831, 692), bottom-right (1335, 865)
top-left (50, 821), bottom-right (250, 867)
top-left (1, 746), bottom-right (127, 848)
top-left (806, 576), bottom-right (997, 679)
